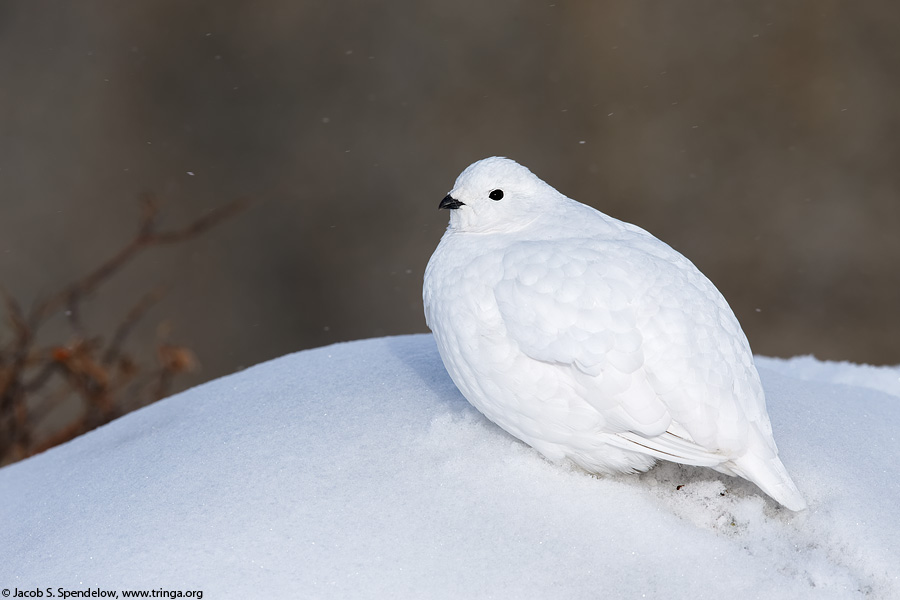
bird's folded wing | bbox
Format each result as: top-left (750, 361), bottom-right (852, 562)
top-left (493, 237), bottom-right (763, 452)
top-left (493, 239), bottom-right (676, 436)
top-left (493, 239), bottom-right (652, 372)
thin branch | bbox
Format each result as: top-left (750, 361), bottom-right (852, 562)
top-left (0, 287), bottom-right (31, 408)
top-left (151, 196), bottom-right (253, 243)
top-left (23, 360), bottom-right (59, 393)
top-left (102, 285), bottom-right (168, 365)
top-left (1, 195), bottom-right (252, 466)
top-left (0, 287), bottom-right (28, 341)
top-left (29, 197), bottom-right (252, 325)
top-left (29, 237), bottom-right (146, 326)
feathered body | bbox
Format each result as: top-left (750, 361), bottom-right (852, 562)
top-left (423, 157), bottom-right (806, 511)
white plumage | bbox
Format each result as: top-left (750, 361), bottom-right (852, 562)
top-left (423, 157), bottom-right (806, 511)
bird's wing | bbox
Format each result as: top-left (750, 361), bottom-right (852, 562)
top-left (493, 235), bottom-right (761, 457)
top-left (493, 238), bottom-right (648, 377)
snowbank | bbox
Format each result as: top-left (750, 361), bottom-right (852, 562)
top-left (1, 335), bottom-right (897, 598)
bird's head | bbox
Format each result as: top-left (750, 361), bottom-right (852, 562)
top-left (439, 157), bottom-right (563, 233)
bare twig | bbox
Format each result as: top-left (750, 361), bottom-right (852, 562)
top-left (151, 197), bottom-right (251, 243)
top-left (0, 287), bottom-right (31, 408)
top-left (29, 196), bottom-right (252, 325)
top-left (29, 236), bottom-right (147, 327)
top-left (23, 359), bottom-right (59, 393)
top-left (0, 287), bottom-right (28, 342)
top-left (103, 286), bottom-right (169, 366)
top-left (0, 195), bottom-right (251, 466)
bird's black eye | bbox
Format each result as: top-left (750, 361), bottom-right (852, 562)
top-left (489, 189), bottom-right (504, 201)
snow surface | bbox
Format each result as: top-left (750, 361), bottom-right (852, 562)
top-left (756, 354), bottom-right (900, 400)
top-left (1, 334), bottom-right (898, 599)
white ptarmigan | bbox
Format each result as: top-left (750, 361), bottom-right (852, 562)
top-left (423, 156), bottom-right (806, 511)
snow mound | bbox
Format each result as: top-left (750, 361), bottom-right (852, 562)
top-left (1, 335), bottom-right (898, 598)
top-left (756, 354), bottom-right (900, 399)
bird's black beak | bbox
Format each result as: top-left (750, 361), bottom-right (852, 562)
top-left (439, 194), bottom-right (465, 210)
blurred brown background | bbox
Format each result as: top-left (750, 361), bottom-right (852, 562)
top-left (2, 0), bottom-right (898, 408)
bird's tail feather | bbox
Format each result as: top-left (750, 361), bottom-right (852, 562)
top-left (610, 428), bottom-right (807, 511)
top-left (729, 452), bottom-right (807, 511)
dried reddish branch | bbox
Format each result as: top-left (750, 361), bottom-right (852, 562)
top-left (29, 196), bottom-right (252, 326)
top-left (0, 196), bottom-right (251, 466)
top-left (102, 286), bottom-right (169, 366)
